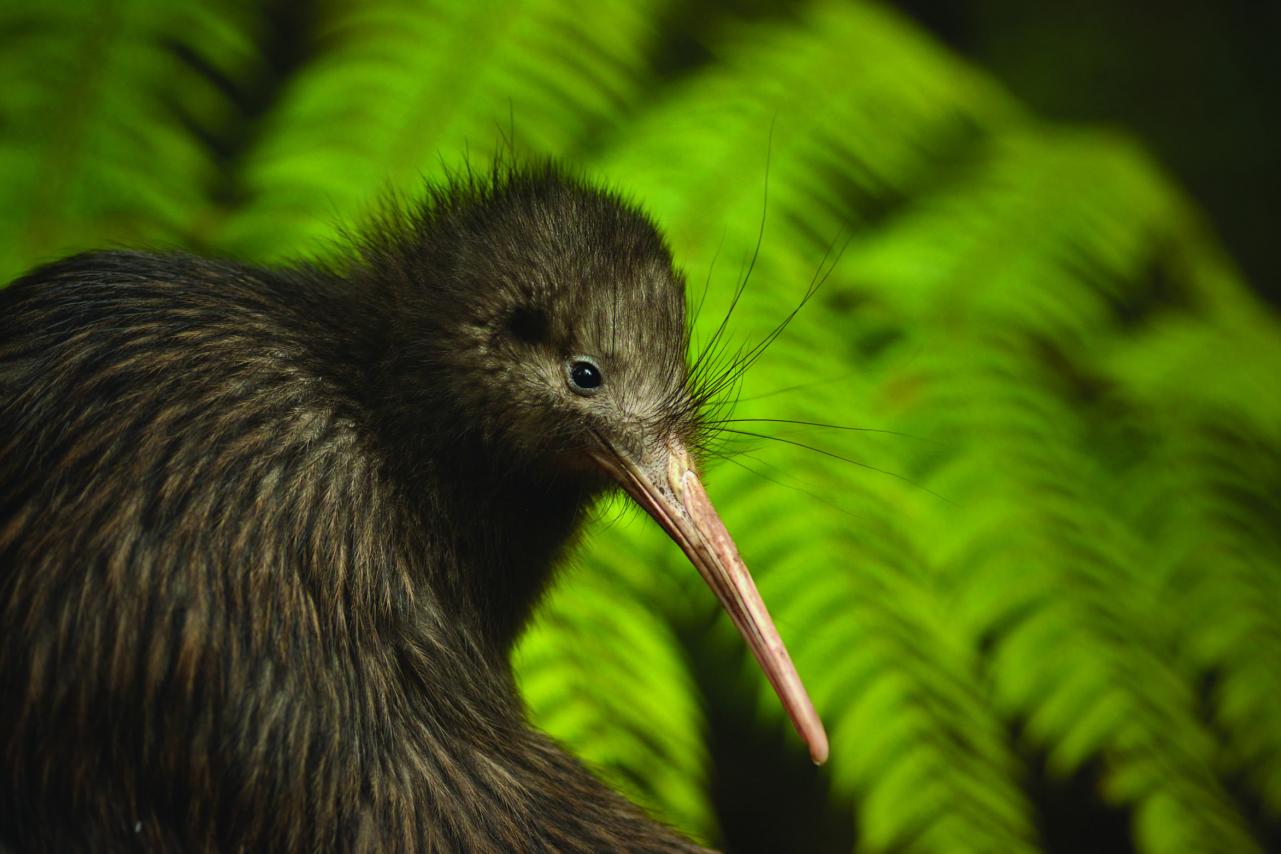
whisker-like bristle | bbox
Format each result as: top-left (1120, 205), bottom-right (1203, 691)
top-left (716, 428), bottom-right (954, 505)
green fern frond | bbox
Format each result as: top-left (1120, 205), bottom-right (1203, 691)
top-left (0, 0), bottom-right (254, 278)
top-left (209, 0), bottom-right (669, 260)
top-left (516, 519), bottom-right (717, 842)
top-left (3, 0), bottom-right (1279, 850)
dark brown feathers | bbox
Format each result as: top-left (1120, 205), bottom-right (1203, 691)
top-left (0, 166), bottom-right (708, 851)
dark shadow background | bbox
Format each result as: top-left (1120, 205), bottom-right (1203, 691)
top-left (896, 1), bottom-right (1281, 305)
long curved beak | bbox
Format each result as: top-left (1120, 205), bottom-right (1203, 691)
top-left (593, 439), bottom-right (829, 765)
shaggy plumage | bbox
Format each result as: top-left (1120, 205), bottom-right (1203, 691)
top-left (0, 165), bottom-right (710, 851)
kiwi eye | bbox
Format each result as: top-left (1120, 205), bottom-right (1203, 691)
top-left (566, 358), bottom-right (602, 395)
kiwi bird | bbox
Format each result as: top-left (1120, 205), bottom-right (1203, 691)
top-left (0, 164), bottom-right (827, 851)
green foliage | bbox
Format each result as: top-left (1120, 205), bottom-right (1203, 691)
top-left (3, 0), bottom-right (1278, 850)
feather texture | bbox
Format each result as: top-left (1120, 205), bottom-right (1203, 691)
top-left (0, 1), bottom-right (1277, 851)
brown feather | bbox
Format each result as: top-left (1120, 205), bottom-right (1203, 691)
top-left (0, 166), bottom-right (709, 852)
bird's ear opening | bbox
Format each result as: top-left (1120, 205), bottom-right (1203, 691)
top-left (507, 306), bottom-right (549, 344)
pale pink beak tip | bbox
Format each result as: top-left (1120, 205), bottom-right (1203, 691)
top-left (598, 440), bottom-right (830, 766)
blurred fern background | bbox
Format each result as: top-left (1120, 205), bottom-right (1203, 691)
top-left (2, 0), bottom-right (1278, 851)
